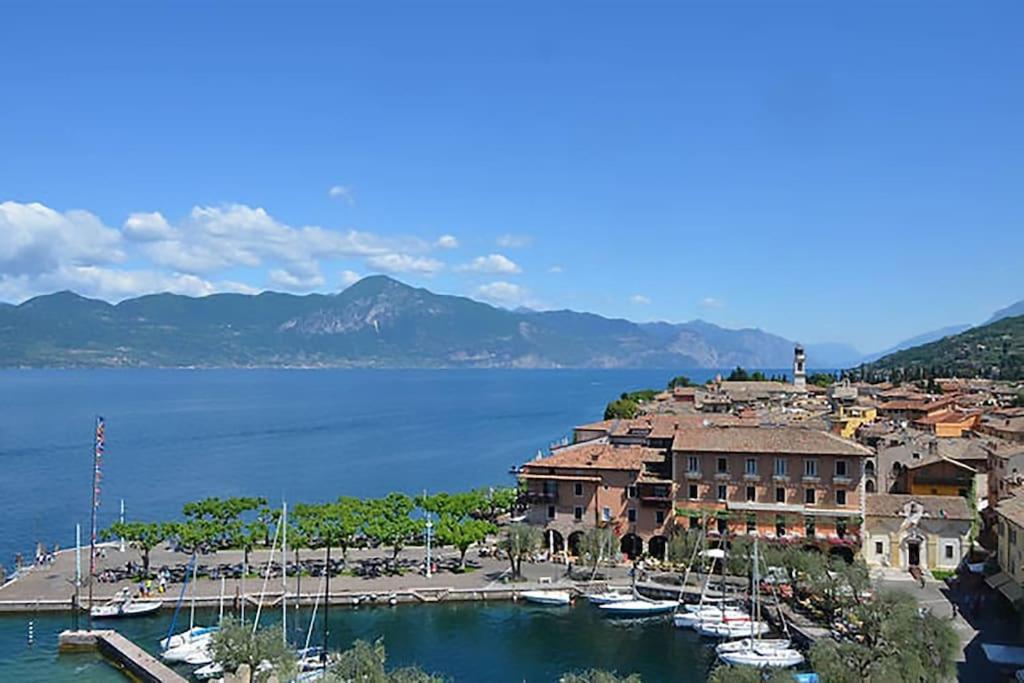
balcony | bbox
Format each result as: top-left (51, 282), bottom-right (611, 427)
top-left (801, 475), bottom-right (821, 484)
top-left (833, 475), bottom-right (852, 485)
top-left (772, 474), bottom-right (790, 483)
top-left (714, 472), bottom-right (731, 481)
top-left (684, 470), bottom-right (702, 480)
top-left (743, 472), bottom-right (761, 482)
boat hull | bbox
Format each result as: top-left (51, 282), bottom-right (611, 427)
top-left (598, 599), bottom-right (677, 616)
top-left (521, 590), bottom-right (572, 606)
top-left (697, 620), bottom-right (769, 638)
top-left (718, 647), bottom-right (805, 668)
top-left (90, 601), bottom-right (162, 618)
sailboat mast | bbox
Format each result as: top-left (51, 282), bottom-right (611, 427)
top-left (281, 501), bottom-right (287, 646)
top-left (87, 416), bottom-right (105, 617)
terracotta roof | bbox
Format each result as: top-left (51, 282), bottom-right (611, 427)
top-left (881, 396), bottom-right (956, 412)
top-left (670, 425), bottom-right (871, 456)
top-left (914, 410), bottom-right (980, 426)
top-left (865, 493), bottom-right (972, 520)
top-left (521, 442), bottom-right (665, 472)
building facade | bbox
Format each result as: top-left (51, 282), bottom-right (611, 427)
top-left (863, 494), bottom-right (972, 571)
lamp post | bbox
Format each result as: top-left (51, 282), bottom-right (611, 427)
top-left (425, 516), bottom-right (433, 579)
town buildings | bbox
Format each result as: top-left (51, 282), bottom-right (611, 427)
top-left (863, 494), bottom-right (973, 571)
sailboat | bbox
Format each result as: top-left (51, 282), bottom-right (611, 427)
top-left (585, 588), bottom-right (634, 605)
top-left (674, 548), bottom-right (749, 629)
top-left (161, 557), bottom-right (219, 662)
top-left (716, 538), bottom-right (804, 667)
top-left (597, 563), bottom-right (675, 616)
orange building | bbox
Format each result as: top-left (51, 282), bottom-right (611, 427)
top-left (671, 425), bottom-right (871, 554)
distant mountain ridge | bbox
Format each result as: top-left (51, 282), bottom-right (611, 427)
top-left (0, 276), bottom-right (849, 369)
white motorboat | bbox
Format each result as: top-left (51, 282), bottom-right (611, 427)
top-left (160, 625), bottom-right (217, 651)
top-left (90, 588), bottom-right (162, 618)
top-left (697, 618), bottom-right (769, 638)
top-left (586, 589), bottom-right (634, 605)
top-left (192, 661), bottom-right (223, 680)
top-left (716, 638), bottom-right (791, 655)
top-left (598, 598), bottom-right (677, 616)
top-left (718, 645), bottom-right (805, 668)
top-left (182, 643), bottom-right (214, 666)
top-left (160, 558), bottom-right (219, 662)
top-left (161, 633), bottom-right (215, 663)
top-left (673, 607), bottom-right (750, 629)
top-left (521, 590), bottom-right (572, 606)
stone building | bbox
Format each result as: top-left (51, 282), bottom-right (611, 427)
top-left (863, 493), bottom-right (972, 571)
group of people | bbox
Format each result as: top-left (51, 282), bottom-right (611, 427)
top-left (134, 568), bottom-right (171, 597)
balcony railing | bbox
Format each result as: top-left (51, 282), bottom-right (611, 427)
top-left (772, 474), bottom-right (790, 483)
top-left (714, 472), bottom-right (731, 481)
top-left (802, 475), bottom-right (821, 484)
top-left (685, 470), bottom-right (702, 480)
top-left (833, 475), bottom-right (852, 485)
top-left (743, 473), bottom-right (760, 482)
top-left (522, 491), bottom-right (558, 504)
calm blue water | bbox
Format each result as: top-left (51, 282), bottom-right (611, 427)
top-left (0, 368), bottom-right (740, 681)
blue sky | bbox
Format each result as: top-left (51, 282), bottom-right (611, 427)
top-left (0, 1), bottom-right (1021, 352)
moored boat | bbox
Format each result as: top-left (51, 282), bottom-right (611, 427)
top-left (697, 618), bottom-right (770, 638)
top-left (716, 637), bottom-right (791, 655)
top-left (598, 598), bottom-right (677, 616)
top-left (521, 590), bottom-right (572, 606)
top-left (673, 607), bottom-right (750, 629)
top-left (586, 589), bottom-right (633, 605)
top-left (89, 588), bottom-right (162, 618)
top-left (717, 645), bottom-right (805, 668)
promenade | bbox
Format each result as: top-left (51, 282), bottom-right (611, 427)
top-left (0, 542), bottom-right (654, 613)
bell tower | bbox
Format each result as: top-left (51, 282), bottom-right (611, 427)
top-left (793, 345), bottom-right (806, 388)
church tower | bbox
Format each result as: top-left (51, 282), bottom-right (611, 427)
top-left (793, 345), bottom-right (807, 388)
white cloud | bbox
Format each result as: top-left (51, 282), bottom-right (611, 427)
top-left (496, 233), bottom-right (531, 248)
top-left (548, 265), bottom-right (563, 274)
top-left (475, 281), bottom-right (532, 307)
top-left (123, 212), bottom-right (175, 241)
top-left (630, 294), bottom-right (651, 305)
top-left (328, 185), bottom-right (355, 204)
top-left (268, 268), bottom-right (326, 292)
top-left (366, 253), bottom-right (444, 275)
top-left (340, 270), bottom-right (362, 287)
top-left (456, 253), bottom-right (521, 275)
top-left (0, 201), bottom-right (124, 276)
top-left (435, 234), bottom-right (459, 249)
top-left (700, 296), bottom-right (725, 309)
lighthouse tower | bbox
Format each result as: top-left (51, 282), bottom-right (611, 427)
top-left (793, 345), bottom-right (807, 388)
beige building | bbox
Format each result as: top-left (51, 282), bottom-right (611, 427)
top-left (863, 494), bottom-right (972, 571)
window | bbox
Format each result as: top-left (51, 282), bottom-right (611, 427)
top-left (775, 487), bottom-right (786, 503)
top-left (945, 544), bottom-right (955, 560)
top-left (745, 458), bottom-right (757, 475)
top-left (717, 457), bottom-right (728, 474)
top-left (836, 489), bottom-right (847, 506)
top-left (573, 506), bottom-right (583, 521)
top-left (547, 505), bottom-right (555, 519)
top-left (717, 517), bottom-right (728, 534)
top-left (601, 507), bottom-right (611, 522)
top-left (655, 510), bottom-right (665, 524)
top-left (875, 541), bottom-right (884, 555)
top-left (574, 482), bottom-right (583, 497)
top-left (689, 515), bottom-right (701, 529)
top-left (746, 518), bottom-right (756, 534)
top-left (717, 484), bottom-right (727, 501)
top-left (776, 519), bottom-right (786, 537)
top-left (865, 460), bottom-right (875, 475)
top-left (746, 486), bottom-right (756, 502)
top-left (688, 484), bottom-right (699, 500)
top-left (805, 518), bottom-right (815, 537)
top-left (804, 459), bottom-right (818, 477)
top-left (687, 455), bottom-right (699, 472)
top-left (543, 480), bottom-right (557, 495)
top-left (774, 458), bottom-right (787, 476)
top-left (627, 508), bottom-right (637, 523)
top-left (627, 485), bottom-right (637, 499)
top-left (804, 488), bottom-right (816, 505)
top-left (835, 460), bottom-right (848, 477)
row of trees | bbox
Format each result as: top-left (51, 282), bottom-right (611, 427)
top-left (105, 488), bottom-right (518, 578)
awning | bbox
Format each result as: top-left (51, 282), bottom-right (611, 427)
top-left (985, 572), bottom-right (1013, 590)
top-left (986, 572), bottom-right (1024, 607)
top-left (517, 474), bottom-right (602, 482)
top-left (982, 643), bottom-right (1024, 667)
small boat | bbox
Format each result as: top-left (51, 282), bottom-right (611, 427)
top-left (90, 588), bottom-right (162, 618)
top-left (161, 633), bottom-right (215, 663)
top-left (674, 607), bottom-right (750, 629)
top-left (521, 590), bottom-right (572, 606)
top-left (160, 625), bottom-right (217, 651)
top-left (598, 598), bottom-right (677, 616)
top-left (586, 589), bottom-right (634, 605)
top-left (697, 619), bottom-right (770, 638)
top-left (716, 638), bottom-right (791, 655)
top-left (718, 645), bottom-right (805, 668)
top-left (182, 644), bottom-right (214, 666)
top-left (193, 661), bottom-right (223, 680)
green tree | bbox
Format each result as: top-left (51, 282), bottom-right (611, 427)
top-left (208, 617), bottom-right (296, 683)
top-left (666, 529), bottom-right (700, 569)
top-left (420, 490), bottom-right (496, 570)
top-left (475, 486), bottom-right (519, 523)
top-left (666, 375), bottom-right (693, 389)
top-left (808, 590), bottom-right (958, 682)
top-left (604, 398), bottom-right (639, 420)
top-left (560, 671), bottom-right (642, 683)
top-left (707, 665), bottom-right (793, 683)
top-left (322, 639), bottom-right (443, 683)
top-left (170, 518), bottom-right (220, 556)
top-left (577, 526), bottom-right (618, 579)
top-left (293, 497), bottom-right (366, 565)
top-left (182, 496), bottom-right (267, 548)
top-left (364, 493), bottom-right (420, 567)
top-left (499, 524), bottom-right (542, 579)
top-left (102, 521), bottom-right (170, 578)
top-left (726, 367), bottom-right (750, 381)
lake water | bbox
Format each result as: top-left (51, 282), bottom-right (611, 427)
top-left (0, 368), bottom-right (739, 681)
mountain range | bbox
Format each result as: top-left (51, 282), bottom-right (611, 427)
top-left (0, 276), bottom-right (1019, 370)
top-left (0, 276), bottom-right (854, 369)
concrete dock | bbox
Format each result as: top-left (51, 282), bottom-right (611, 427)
top-left (59, 629), bottom-right (187, 683)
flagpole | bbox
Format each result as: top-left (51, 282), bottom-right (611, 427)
top-left (87, 416), bottom-right (104, 622)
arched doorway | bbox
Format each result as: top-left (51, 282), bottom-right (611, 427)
top-left (620, 533), bottom-right (643, 559)
top-left (567, 531), bottom-right (585, 557)
top-left (865, 479), bottom-right (876, 494)
top-left (648, 535), bottom-right (668, 561)
top-left (545, 529), bottom-right (564, 555)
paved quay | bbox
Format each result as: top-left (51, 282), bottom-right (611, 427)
top-left (0, 542), bottom-right (670, 613)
